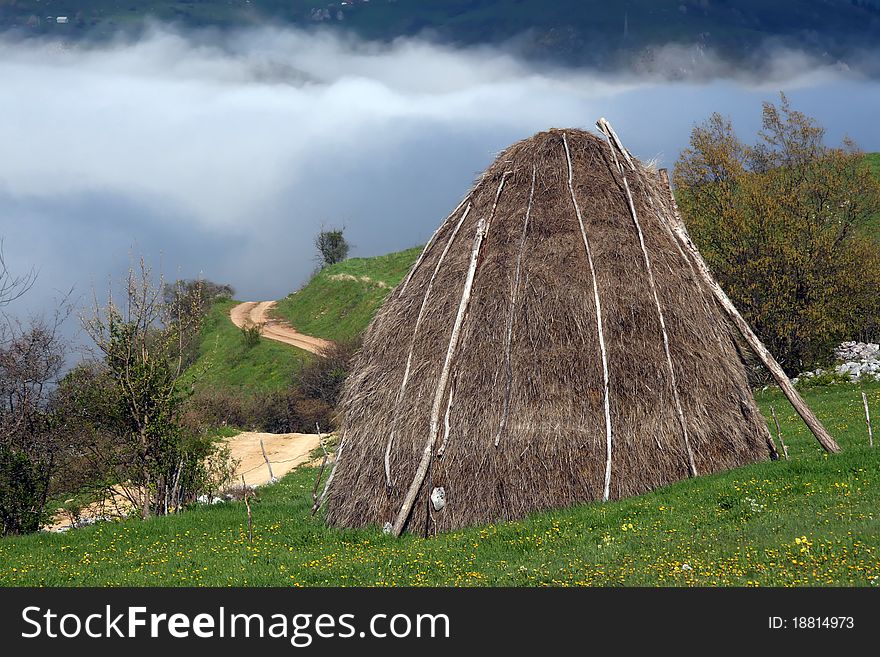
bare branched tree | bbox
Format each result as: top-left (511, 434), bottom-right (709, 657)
top-left (81, 258), bottom-right (219, 518)
top-left (0, 240), bottom-right (36, 309)
top-left (0, 285), bottom-right (71, 535)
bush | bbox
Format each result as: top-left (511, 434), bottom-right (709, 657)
top-left (297, 338), bottom-right (360, 409)
top-left (315, 228), bottom-right (350, 268)
top-left (184, 388), bottom-right (335, 436)
top-left (0, 447), bottom-right (50, 536)
top-left (240, 323), bottom-right (262, 349)
top-left (674, 95), bottom-right (880, 374)
top-left (249, 389), bottom-right (333, 434)
top-left (182, 388), bottom-right (252, 431)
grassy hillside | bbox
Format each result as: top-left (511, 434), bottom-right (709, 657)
top-left (1, 381), bottom-right (877, 587)
top-left (866, 153), bottom-right (880, 235)
top-left (867, 153), bottom-right (880, 177)
top-left (182, 299), bottom-right (309, 394)
top-left (274, 246), bottom-right (421, 342)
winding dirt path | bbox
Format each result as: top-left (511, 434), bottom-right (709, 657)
top-left (230, 301), bottom-right (332, 355)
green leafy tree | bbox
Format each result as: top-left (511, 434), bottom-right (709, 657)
top-left (674, 94), bottom-right (880, 373)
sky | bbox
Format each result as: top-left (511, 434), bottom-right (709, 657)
top-left (1, 24), bottom-right (879, 344)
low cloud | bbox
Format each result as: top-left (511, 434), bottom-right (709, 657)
top-left (1, 25), bottom-right (878, 333)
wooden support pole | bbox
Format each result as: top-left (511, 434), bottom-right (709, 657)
top-left (259, 438), bottom-right (276, 483)
top-left (597, 118), bottom-right (697, 478)
top-left (863, 392), bottom-right (874, 448)
top-left (312, 423), bottom-right (330, 506)
top-left (564, 132), bottom-right (614, 501)
top-left (391, 174), bottom-right (508, 537)
top-left (770, 406), bottom-right (789, 460)
top-left (312, 432), bottom-right (345, 514)
top-left (385, 203), bottom-right (473, 488)
top-left (655, 167), bottom-right (840, 454)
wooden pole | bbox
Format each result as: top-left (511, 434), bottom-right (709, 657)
top-left (259, 438), bottom-right (276, 483)
top-left (655, 167), bottom-right (840, 454)
top-left (770, 406), bottom-right (789, 460)
top-left (391, 174), bottom-right (508, 537)
top-left (312, 423), bottom-right (330, 506)
top-left (241, 475), bottom-right (253, 546)
top-left (563, 132), bottom-right (615, 501)
top-left (312, 432), bottom-right (345, 514)
top-left (385, 203), bottom-right (472, 487)
top-left (597, 119), bottom-right (697, 478)
top-left (863, 392), bottom-right (874, 448)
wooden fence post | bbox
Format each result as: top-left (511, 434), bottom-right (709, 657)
top-left (863, 392), bottom-right (874, 448)
top-left (259, 438), bottom-right (276, 483)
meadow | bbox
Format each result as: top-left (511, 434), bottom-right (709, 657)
top-left (1, 381), bottom-right (877, 587)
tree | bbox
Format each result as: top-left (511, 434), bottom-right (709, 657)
top-left (0, 240), bottom-right (35, 308)
top-left (314, 228), bottom-right (350, 268)
top-left (674, 94), bottom-right (880, 373)
top-left (0, 294), bottom-right (69, 535)
top-left (82, 259), bottom-right (226, 518)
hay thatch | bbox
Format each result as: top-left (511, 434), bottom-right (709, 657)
top-left (323, 127), bottom-right (774, 535)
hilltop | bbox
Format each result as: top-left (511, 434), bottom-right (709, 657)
top-left (274, 246), bottom-right (421, 343)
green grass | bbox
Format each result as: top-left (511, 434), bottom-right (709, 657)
top-left (2, 381), bottom-right (877, 587)
top-left (182, 299), bottom-right (309, 394)
top-left (273, 247), bottom-right (421, 343)
top-left (865, 153), bottom-right (880, 235)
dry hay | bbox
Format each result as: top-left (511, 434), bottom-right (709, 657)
top-left (323, 127), bottom-right (774, 535)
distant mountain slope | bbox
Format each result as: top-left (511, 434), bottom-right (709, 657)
top-left (3, 0), bottom-right (879, 69)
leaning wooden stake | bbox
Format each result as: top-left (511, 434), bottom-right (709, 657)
top-left (312, 432), bottom-right (345, 514)
top-left (259, 438), bottom-right (276, 483)
top-left (385, 202), bottom-right (473, 487)
top-left (862, 392), bottom-right (874, 448)
top-left (655, 167), bottom-right (840, 454)
top-left (770, 406), bottom-right (789, 460)
top-left (391, 174), bottom-right (508, 536)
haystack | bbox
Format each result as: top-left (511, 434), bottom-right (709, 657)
top-left (319, 122), bottom-right (837, 536)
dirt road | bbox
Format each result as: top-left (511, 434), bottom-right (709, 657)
top-left (228, 431), bottom-right (322, 487)
top-left (48, 431), bottom-right (325, 531)
top-left (229, 301), bottom-right (332, 354)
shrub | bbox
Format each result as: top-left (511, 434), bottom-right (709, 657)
top-left (297, 338), bottom-right (360, 409)
top-left (0, 447), bottom-right (50, 536)
top-left (315, 228), bottom-right (350, 268)
top-left (240, 323), bottom-right (263, 349)
top-left (674, 94), bottom-right (880, 373)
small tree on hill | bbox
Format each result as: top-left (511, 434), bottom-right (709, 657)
top-left (315, 228), bottom-right (350, 269)
top-left (674, 94), bottom-right (880, 373)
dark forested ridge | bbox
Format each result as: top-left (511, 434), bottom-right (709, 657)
top-left (2, 0), bottom-right (879, 69)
